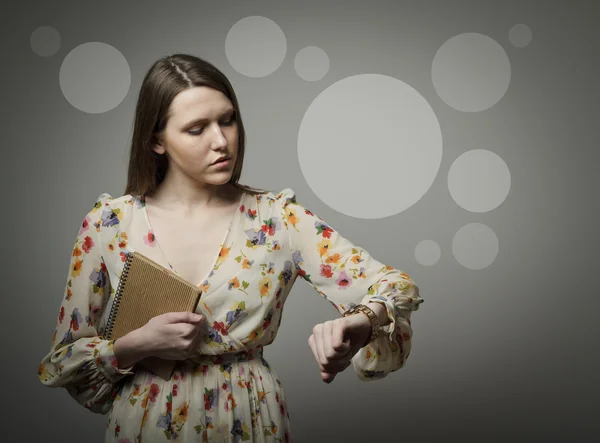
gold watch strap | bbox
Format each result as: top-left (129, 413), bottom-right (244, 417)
top-left (343, 304), bottom-right (380, 345)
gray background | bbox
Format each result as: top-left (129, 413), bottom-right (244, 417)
top-left (2, 0), bottom-right (598, 442)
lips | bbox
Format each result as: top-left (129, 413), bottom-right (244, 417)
top-left (211, 156), bottom-right (230, 165)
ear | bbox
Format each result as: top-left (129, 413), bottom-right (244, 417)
top-left (152, 144), bottom-right (165, 155)
top-left (152, 134), bottom-right (166, 155)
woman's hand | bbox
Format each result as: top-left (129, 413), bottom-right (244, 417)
top-left (308, 313), bottom-right (372, 383)
top-left (137, 311), bottom-right (207, 360)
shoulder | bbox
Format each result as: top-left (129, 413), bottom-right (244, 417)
top-left (250, 187), bottom-right (299, 218)
top-left (84, 192), bottom-right (139, 227)
top-left (88, 192), bottom-right (138, 211)
top-left (256, 187), bottom-right (297, 209)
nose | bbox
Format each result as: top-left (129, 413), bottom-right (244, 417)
top-left (208, 123), bottom-right (227, 148)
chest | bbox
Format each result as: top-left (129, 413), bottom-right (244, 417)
top-left (145, 207), bottom-right (235, 286)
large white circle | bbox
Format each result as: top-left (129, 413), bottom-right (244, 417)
top-left (225, 16), bottom-right (287, 78)
top-left (298, 74), bottom-right (443, 219)
top-left (448, 149), bottom-right (511, 213)
top-left (432, 33), bottom-right (511, 112)
top-left (59, 42), bottom-right (131, 114)
top-left (452, 223), bottom-right (499, 270)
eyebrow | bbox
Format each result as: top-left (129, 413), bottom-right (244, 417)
top-left (183, 108), bottom-right (235, 127)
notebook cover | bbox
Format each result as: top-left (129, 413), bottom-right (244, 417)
top-left (103, 251), bottom-right (202, 381)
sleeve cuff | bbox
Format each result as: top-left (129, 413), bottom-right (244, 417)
top-left (361, 295), bottom-right (397, 342)
top-left (94, 339), bottom-right (136, 383)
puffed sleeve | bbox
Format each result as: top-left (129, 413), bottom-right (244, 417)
top-left (278, 188), bottom-right (424, 381)
top-left (37, 194), bottom-right (136, 414)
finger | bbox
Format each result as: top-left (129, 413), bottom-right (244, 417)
top-left (188, 312), bottom-right (204, 323)
top-left (323, 321), bottom-right (349, 368)
top-left (185, 315), bottom-right (206, 332)
top-left (319, 322), bottom-right (343, 382)
top-left (190, 329), bottom-right (203, 352)
top-left (322, 321), bottom-right (337, 361)
top-left (181, 324), bottom-right (203, 344)
top-left (310, 324), bottom-right (347, 381)
top-left (308, 334), bottom-right (323, 371)
top-left (323, 320), bottom-right (346, 369)
top-left (315, 323), bottom-right (328, 367)
top-left (321, 371), bottom-right (336, 383)
top-left (329, 320), bottom-right (351, 359)
top-left (323, 322), bottom-right (350, 372)
top-left (192, 321), bottom-right (205, 341)
top-left (317, 321), bottom-right (347, 383)
top-left (164, 311), bottom-right (203, 324)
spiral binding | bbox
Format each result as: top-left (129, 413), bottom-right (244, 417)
top-left (105, 251), bottom-right (134, 340)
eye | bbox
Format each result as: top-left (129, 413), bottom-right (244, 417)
top-left (221, 112), bottom-right (236, 126)
top-left (187, 112), bottom-right (236, 136)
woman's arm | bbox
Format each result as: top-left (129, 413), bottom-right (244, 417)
top-left (113, 329), bottom-right (151, 369)
top-left (366, 301), bottom-right (391, 326)
top-left (279, 188), bottom-right (423, 381)
top-left (37, 195), bottom-right (136, 414)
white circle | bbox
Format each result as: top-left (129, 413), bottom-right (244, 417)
top-left (31, 26), bottom-right (61, 57)
top-left (294, 46), bottom-right (330, 81)
top-left (415, 240), bottom-right (441, 266)
top-left (452, 223), bottom-right (499, 270)
top-left (448, 149), bottom-right (511, 213)
top-left (59, 42), bottom-right (131, 114)
top-left (432, 33), bottom-right (511, 112)
top-left (509, 24), bottom-right (533, 48)
top-left (225, 16), bottom-right (287, 78)
top-left (298, 74), bottom-right (443, 219)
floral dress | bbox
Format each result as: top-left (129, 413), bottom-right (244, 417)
top-left (37, 187), bottom-right (424, 442)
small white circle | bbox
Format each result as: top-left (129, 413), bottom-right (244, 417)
top-left (225, 16), bottom-right (287, 78)
top-left (509, 24), bottom-right (533, 48)
top-left (415, 240), bottom-right (441, 266)
top-left (31, 26), bottom-right (61, 57)
top-left (432, 32), bottom-right (511, 112)
top-left (294, 46), bottom-right (330, 81)
top-left (59, 42), bottom-right (131, 114)
top-left (448, 149), bottom-right (511, 213)
top-left (452, 223), bottom-right (499, 270)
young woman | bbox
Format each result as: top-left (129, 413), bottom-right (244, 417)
top-left (37, 53), bottom-right (424, 442)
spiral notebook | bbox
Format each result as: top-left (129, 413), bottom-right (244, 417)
top-left (103, 251), bottom-right (202, 381)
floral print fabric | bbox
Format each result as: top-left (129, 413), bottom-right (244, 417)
top-left (38, 187), bottom-right (423, 442)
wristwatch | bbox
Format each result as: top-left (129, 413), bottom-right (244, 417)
top-left (343, 304), bottom-right (381, 346)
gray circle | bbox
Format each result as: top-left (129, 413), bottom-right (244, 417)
top-left (509, 24), bottom-right (533, 48)
top-left (448, 149), bottom-right (511, 213)
top-left (432, 32), bottom-right (511, 112)
top-left (294, 46), bottom-right (330, 81)
top-left (298, 74), bottom-right (443, 219)
top-left (31, 26), bottom-right (61, 57)
top-left (415, 240), bottom-right (441, 266)
top-left (59, 42), bottom-right (131, 114)
top-left (225, 16), bottom-right (287, 78)
top-left (452, 222), bottom-right (499, 270)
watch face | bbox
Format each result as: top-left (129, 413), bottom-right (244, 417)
top-left (344, 306), bottom-right (359, 315)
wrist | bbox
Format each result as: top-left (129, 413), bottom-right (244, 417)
top-left (366, 302), bottom-right (390, 327)
top-left (113, 328), bottom-right (150, 368)
top-left (343, 304), bottom-right (380, 346)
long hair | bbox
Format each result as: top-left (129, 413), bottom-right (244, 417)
top-left (124, 53), bottom-right (267, 197)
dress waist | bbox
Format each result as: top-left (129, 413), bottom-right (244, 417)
top-left (180, 345), bottom-right (264, 367)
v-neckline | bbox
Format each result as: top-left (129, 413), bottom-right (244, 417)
top-left (138, 190), bottom-right (245, 288)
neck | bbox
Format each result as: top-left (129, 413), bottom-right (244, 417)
top-left (148, 174), bottom-right (235, 210)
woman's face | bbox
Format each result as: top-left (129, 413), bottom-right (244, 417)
top-left (153, 86), bottom-right (238, 186)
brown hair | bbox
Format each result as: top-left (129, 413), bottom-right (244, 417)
top-left (124, 53), bottom-right (268, 197)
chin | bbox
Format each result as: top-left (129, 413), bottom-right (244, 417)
top-left (198, 174), bottom-right (232, 186)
